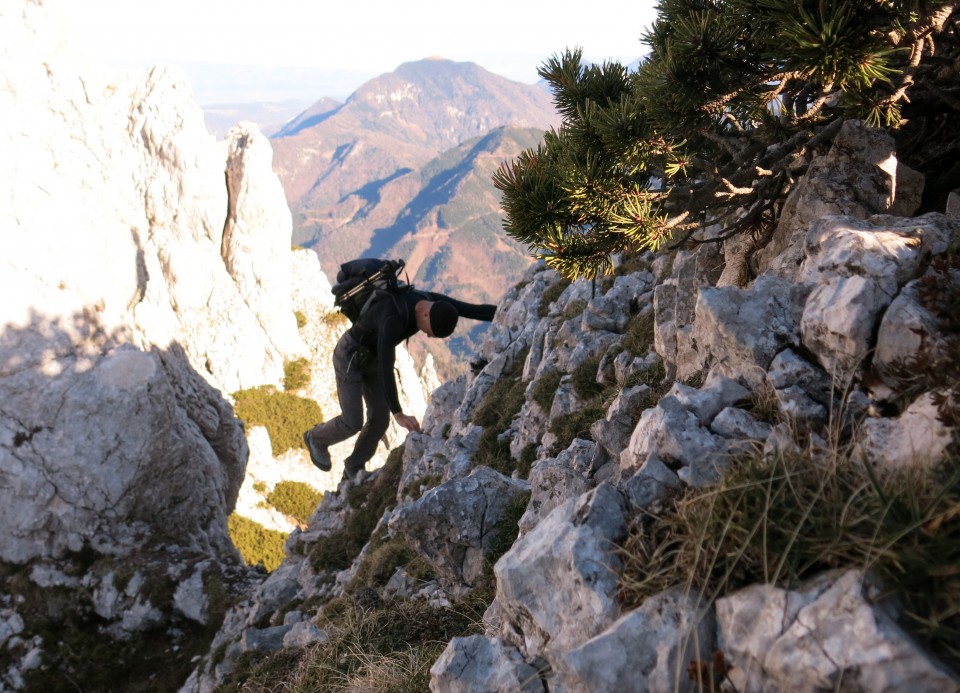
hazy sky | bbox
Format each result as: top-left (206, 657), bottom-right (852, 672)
top-left (58, 0), bottom-right (659, 103)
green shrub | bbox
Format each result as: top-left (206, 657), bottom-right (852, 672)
top-left (294, 310), bottom-right (307, 329)
top-left (538, 279), bottom-right (571, 317)
top-left (232, 386), bottom-right (322, 456)
top-left (531, 371), bottom-right (562, 413)
top-left (266, 481), bottom-right (323, 526)
top-left (622, 311), bottom-right (655, 357)
top-left (570, 355), bottom-right (604, 400)
top-left (283, 357), bottom-right (312, 391)
top-left (227, 514), bottom-right (286, 572)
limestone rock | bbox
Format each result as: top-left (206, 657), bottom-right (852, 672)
top-left (555, 588), bottom-right (715, 693)
top-left (494, 484), bottom-right (627, 661)
top-left (756, 120), bottom-right (901, 278)
top-left (854, 393), bottom-right (954, 472)
top-left (624, 396), bottom-right (729, 487)
top-left (519, 440), bottom-right (596, 535)
top-left (430, 635), bottom-right (545, 693)
top-left (717, 569), bottom-right (959, 692)
top-left (388, 466), bottom-right (531, 588)
top-left (693, 276), bottom-right (806, 389)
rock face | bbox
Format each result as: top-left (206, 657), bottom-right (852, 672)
top-left (0, 1), bottom-right (440, 688)
top-left (1, 0), bottom-right (259, 565)
top-left (5, 3), bottom-right (960, 692)
top-left (183, 116), bottom-right (959, 693)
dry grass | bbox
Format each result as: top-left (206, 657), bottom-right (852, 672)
top-left (618, 442), bottom-right (960, 671)
top-left (217, 596), bottom-right (488, 693)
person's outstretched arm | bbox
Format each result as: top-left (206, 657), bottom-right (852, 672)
top-left (426, 292), bottom-right (496, 322)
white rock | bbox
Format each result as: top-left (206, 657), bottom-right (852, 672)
top-left (855, 393), bottom-right (954, 471)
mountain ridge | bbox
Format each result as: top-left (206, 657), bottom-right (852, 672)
top-left (268, 59), bottom-right (561, 375)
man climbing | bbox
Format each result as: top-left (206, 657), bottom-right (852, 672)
top-left (303, 281), bottom-right (496, 482)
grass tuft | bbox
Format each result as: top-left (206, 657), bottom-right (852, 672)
top-left (308, 447), bottom-right (405, 574)
top-left (618, 448), bottom-right (960, 671)
top-left (214, 595), bottom-right (490, 692)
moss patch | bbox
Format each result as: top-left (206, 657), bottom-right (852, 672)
top-left (266, 481), bottom-right (323, 526)
top-left (283, 357), bottom-right (312, 391)
top-left (232, 386), bottom-right (323, 456)
top-left (228, 513), bottom-right (286, 572)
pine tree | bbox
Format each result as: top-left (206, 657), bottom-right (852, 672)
top-left (494, 1), bottom-right (959, 280)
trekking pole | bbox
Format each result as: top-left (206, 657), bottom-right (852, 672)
top-left (337, 260), bottom-right (404, 303)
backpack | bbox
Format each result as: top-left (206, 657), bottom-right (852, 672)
top-left (331, 258), bottom-right (413, 324)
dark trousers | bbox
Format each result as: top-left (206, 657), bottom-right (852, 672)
top-left (307, 331), bottom-right (391, 473)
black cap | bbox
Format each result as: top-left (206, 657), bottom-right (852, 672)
top-left (429, 301), bottom-right (459, 338)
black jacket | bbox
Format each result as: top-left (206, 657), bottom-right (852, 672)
top-left (348, 290), bottom-right (496, 414)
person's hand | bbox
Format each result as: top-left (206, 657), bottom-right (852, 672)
top-left (394, 412), bottom-right (421, 433)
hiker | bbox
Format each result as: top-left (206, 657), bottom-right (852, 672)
top-left (303, 267), bottom-right (496, 482)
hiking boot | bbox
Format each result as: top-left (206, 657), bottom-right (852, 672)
top-left (302, 430), bottom-right (331, 472)
top-left (341, 465), bottom-right (364, 483)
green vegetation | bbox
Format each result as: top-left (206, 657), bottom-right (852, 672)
top-left (402, 474), bottom-right (443, 501)
top-left (266, 481), bottom-right (324, 526)
top-left (624, 358), bottom-right (671, 406)
top-left (622, 311), bottom-right (655, 357)
top-left (531, 371), bottom-right (562, 413)
top-left (471, 374), bottom-right (529, 478)
top-left (487, 491), bottom-right (530, 569)
top-left (228, 513), bottom-right (286, 572)
top-left (619, 449), bottom-right (960, 671)
top-left (549, 405), bottom-right (608, 453)
top-left (283, 357), bottom-right (311, 391)
top-left (321, 310), bottom-right (350, 329)
top-left (494, 5), bottom-right (959, 279)
top-left (306, 447), bottom-right (405, 574)
top-left (561, 299), bottom-right (587, 322)
top-left (570, 355), bottom-right (604, 400)
top-left (232, 386), bottom-right (322, 456)
top-left (538, 278), bottom-right (571, 317)
top-left (349, 537), bottom-right (435, 593)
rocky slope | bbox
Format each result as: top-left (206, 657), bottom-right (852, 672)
top-left (183, 120), bottom-right (960, 692)
top-left (0, 1), bottom-right (437, 688)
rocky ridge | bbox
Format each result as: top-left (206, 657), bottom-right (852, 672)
top-left (183, 119), bottom-right (960, 692)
